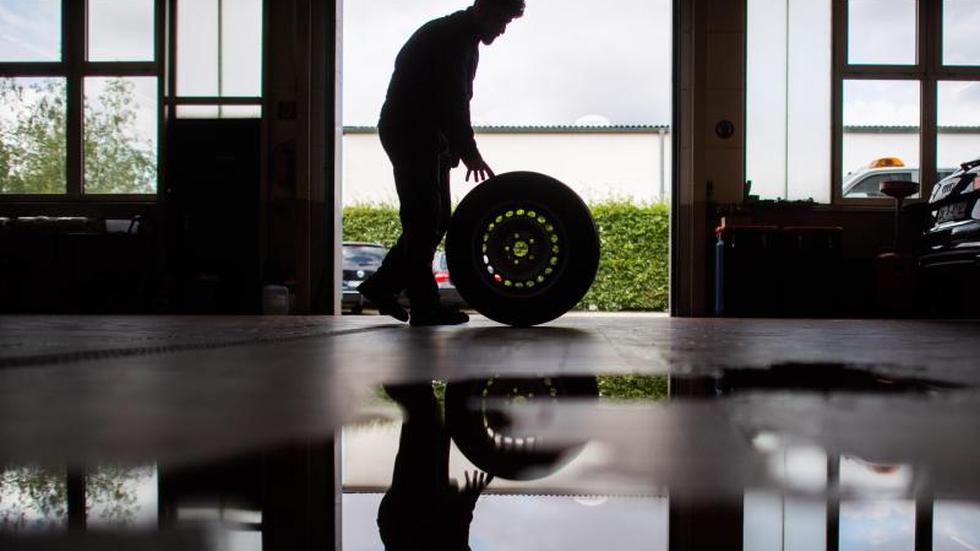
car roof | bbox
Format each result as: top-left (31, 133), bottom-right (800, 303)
top-left (842, 166), bottom-right (925, 195)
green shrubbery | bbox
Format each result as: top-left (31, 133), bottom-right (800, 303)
top-left (343, 200), bottom-right (669, 312)
top-left (581, 201), bottom-right (668, 312)
top-left (597, 374), bottom-right (669, 401)
top-left (342, 204), bottom-right (403, 248)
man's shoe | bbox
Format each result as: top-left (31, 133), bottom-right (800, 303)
top-left (410, 306), bottom-right (470, 327)
top-left (357, 283), bottom-right (409, 322)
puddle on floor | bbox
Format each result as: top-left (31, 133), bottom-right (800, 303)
top-left (1, 367), bottom-right (978, 550)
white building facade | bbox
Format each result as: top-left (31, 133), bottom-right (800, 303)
top-left (342, 126), bottom-right (980, 206)
top-left (342, 126), bottom-right (671, 206)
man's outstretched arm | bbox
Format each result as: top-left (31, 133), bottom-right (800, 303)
top-left (436, 44), bottom-right (493, 182)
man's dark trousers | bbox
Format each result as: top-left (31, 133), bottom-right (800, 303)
top-left (364, 129), bottom-right (452, 313)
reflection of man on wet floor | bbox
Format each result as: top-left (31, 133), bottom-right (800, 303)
top-left (357, 0), bottom-right (525, 326)
top-left (378, 384), bottom-right (493, 550)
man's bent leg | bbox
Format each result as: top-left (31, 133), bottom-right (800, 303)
top-left (392, 157), bottom-right (443, 314)
top-left (357, 262), bottom-right (409, 322)
top-left (409, 154), bottom-right (469, 326)
top-left (359, 234), bottom-right (406, 295)
top-left (357, 203), bottom-right (410, 321)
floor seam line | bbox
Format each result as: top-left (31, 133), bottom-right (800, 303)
top-left (0, 324), bottom-right (402, 370)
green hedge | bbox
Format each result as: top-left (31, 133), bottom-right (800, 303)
top-left (583, 201), bottom-right (668, 312)
top-left (373, 375), bottom-right (669, 407)
top-left (342, 204), bottom-right (402, 248)
top-left (343, 201), bottom-right (669, 312)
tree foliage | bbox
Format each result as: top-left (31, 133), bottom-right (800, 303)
top-left (0, 78), bottom-right (67, 194)
top-left (0, 464), bottom-right (152, 531)
top-left (83, 78), bottom-right (156, 194)
top-left (0, 77), bottom-right (155, 195)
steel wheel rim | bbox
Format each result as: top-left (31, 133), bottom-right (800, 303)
top-left (476, 204), bottom-right (567, 297)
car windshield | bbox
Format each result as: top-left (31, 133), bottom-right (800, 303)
top-left (343, 245), bottom-right (387, 267)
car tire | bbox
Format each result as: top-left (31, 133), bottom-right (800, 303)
top-left (446, 172), bottom-right (600, 326)
top-left (444, 376), bottom-right (598, 480)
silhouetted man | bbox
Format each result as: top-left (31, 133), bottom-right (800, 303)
top-left (358, 0), bottom-right (525, 326)
top-left (378, 383), bottom-right (493, 550)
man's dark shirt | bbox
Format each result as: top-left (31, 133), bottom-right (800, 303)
top-left (380, 8), bottom-right (480, 166)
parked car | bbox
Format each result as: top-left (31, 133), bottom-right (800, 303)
top-left (342, 245), bottom-right (466, 313)
top-left (433, 250), bottom-right (465, 308)
top-left (917, 157), bottom-right (980, 315)
top-left (843, 157), bottom-right (954, 198)
top-left (342, 242), bottom-right (387, 313)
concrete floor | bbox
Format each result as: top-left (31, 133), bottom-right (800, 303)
top-left (2, 313), bottom-right (979, 548)
top-left (2, 313), bottom-right (979, 461)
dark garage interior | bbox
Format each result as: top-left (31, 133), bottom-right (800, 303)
top-left (2, 0), bottom-right (980, 549)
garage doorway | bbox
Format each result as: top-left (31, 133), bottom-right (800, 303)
top-left (338, 0), bottom-right (673, 316)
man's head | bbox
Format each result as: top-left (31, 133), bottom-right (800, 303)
top-left (472, 0), bottom-right (524, 45)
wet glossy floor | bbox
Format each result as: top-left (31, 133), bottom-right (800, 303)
top-left (1, 314), bottom-right (979, 550)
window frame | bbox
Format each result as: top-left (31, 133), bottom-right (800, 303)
top-left (0, 0), bottom-right (165, 201)
top-left (0, 0), bottom-right (264, 202)
top-left (164, 0), bottom-right (264, 120)
top-left (832, 0), bottom-right (980, 206)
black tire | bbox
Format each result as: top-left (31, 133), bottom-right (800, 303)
top-left (445, 376), bottom-right (598, 480)
top-left (446, 172), bottom-right (600, 326)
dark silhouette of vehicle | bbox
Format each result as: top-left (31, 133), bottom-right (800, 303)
top-left (342, 244), bottom-right (465, 313)
top-left (342, 242), bottom-right (388, 313)
top-left (918, 157), bottom-right (980, 315)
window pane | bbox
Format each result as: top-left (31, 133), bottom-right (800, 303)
top-left (934, 501), bottom-right (980, 549)
top-left (221, 0), bottom-right (262, 97)
top-left (848, 0), bottom-right (916, 65)
top-left (177, 0), bottom-right (262, 97)
top-left (177, 0), bottom-right (218, 96)
top-left (842, 80), bottom-right (920, 198)
top-left (839, 456), bottom-right (914, 551)
top-left (86, 465), bottom-right (157, 529)
top-left (87, 0), bottom-right (155, 61)
top-left (176, 104), bottom-right (261, 118)
top-left (0, 0), bottom-right (60, 61)
top-left (0, 77), bottom-right (67, 194)
top-left (84, 77), bottom-right (158, 194)
top-left (747, 0), bottom-right (832, 202)
top-left (943, 0), bottom-right (980, 66)
top-left (938, 81), bottom-right (980, 173)
top-left (0, 465), bottom-right (68, 531)
top-left (840, 500), bottom-right (915, 551)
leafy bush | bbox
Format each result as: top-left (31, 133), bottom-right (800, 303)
top-left (373, 375), bottom-right (668, 410)
top-left (597, 374), bottom-right (669, 401)
top-left (581, 201), bottom-right (668, 312)
top-left (343, 200), bottom-right (669, 312)
top-left (342, 204), bottom-right (402, 248)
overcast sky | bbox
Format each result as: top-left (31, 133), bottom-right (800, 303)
top-left (342, 0), bottom-right (673, 127)
top-left (2, 0), bottom-right (979, 185)
top-left (3, 0), bottom-right (979, 128)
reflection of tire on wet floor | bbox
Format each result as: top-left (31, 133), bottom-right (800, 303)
top-left (447, 172), bottom-right (600, 327)
top-left (445, 376), bottom-right (599, 480)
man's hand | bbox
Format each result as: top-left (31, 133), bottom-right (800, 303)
top-left (465, 158), bottom-right (495, 183)
top-left (450, 470), bottom-right (493, 513)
